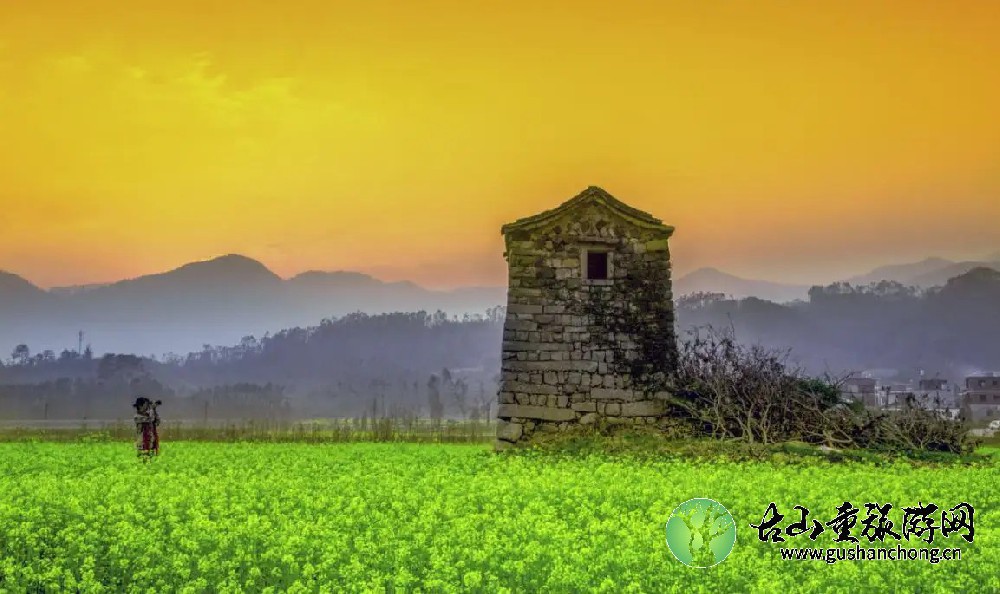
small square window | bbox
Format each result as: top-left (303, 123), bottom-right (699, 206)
top-left (586, 251), bottom-right (609, 280)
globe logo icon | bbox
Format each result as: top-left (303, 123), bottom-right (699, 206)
top-left (665, 498), bottom-right (737, 567)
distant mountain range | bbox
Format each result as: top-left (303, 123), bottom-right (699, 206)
top-left (2, 251), bottom-right (997, 356)
top-left (0, 255), bottom-right (506, 356)
top-left (672, 268), bottom-right (810, 303)
top-left (673, 251), bottom-right (1000, 303)
top-left (843, 255), bottom-right (1000, 288)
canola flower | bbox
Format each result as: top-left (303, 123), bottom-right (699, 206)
top-left (0, 442), bottom-right (997, 593)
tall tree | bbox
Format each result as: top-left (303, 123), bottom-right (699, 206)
top-left (11, 344), bottom-right (30, 366)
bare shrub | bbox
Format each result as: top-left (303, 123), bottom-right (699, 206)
top-left (573, 248), bottom-right (973, 455)
top-left (665, 326), bottom-right (974, 454)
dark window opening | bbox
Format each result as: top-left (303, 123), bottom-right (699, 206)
top-left (587, 251), bottom-right (609, 280)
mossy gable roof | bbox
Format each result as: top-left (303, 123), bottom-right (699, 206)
top-left (500, 186), bottom-right (674, 236)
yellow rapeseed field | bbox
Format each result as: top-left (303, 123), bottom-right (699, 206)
top-left (0, 443), bottom-right (996, 593)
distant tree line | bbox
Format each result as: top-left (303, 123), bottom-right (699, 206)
top-left (676, 268), bottom-right (1000, 380)
top-left (0, 309), bottom-right (505, 420)
top-left (1, 268), bottom-right (997, 421)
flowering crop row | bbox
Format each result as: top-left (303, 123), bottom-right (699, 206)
top-left (0, 443), bottom-right (997, 593)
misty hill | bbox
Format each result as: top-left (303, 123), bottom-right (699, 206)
top-left (73, 254), bottom-right (285, 317)
top-left (0, 310), bottom-right (505, 420)
top-left (4, 268), bottom-right (997, 420)
top-left (680, 267), bottom-right (1000, 380)
top-left (909, 260), bottom-right (1000, 288)
top-left (5, 251), bottom-right (998, 366)
top-left (0, 271), bottom-right (50, 308)
top-left (673, 268), bottom-right (809, 302)
top-left (663, 253), bottom-right (1000, 299)
top-left (845, 257), bottom-right (953, 286)
top-left (0, 255), bottom-right (506, 356)
top-left (48, 283), bottom-right (112, 296)
top-left (846, 256), bottom-right (1000, 288)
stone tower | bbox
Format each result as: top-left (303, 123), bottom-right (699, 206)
top-left (495, 186), bottom-right (677, 448)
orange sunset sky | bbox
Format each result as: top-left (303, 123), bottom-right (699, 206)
top-left (1, 1), bottom-right (998, 290)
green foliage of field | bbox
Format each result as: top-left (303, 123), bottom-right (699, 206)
top-left (0, 443), bottom-right (998, 593)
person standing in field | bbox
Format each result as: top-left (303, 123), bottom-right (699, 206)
top-left (133, 397), bottom-right (161, 461)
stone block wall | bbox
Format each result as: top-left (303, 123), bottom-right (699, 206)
top-left (496, 197), bottom-right (676, 448)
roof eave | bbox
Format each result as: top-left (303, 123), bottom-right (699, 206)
top-left (500, 186), bottom-right (672, 238)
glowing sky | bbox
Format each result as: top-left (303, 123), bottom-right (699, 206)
top-left (1, 1), bottom-right (998, 289)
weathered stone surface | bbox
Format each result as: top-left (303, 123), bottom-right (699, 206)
top-left (506, 302), bottom-right (545, 314)
top-left (498, 404), bottom-right (577, 421)
top-left (620, 401), bottom-right (667, 417)
top-left (504, 341), bottom-right (571, 352)
top-left (502, 360), bottom-right (598, 372)
top-left (496, 420), bottom-right (524, 442)
top-left (502, 382), bottom-right (558, 395)
top-left (494, 439), bottom-right (516, 452)
top-left (645, 239), bottom-right (670, 252)
top-left (498, 188), bottom-right (677, 442)
top-left (603, 417), bottom-right (629, 425)
top-left (505, 319), bottom-right (538, 331)
top-left (590, 388), bottom-right (638, 400)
